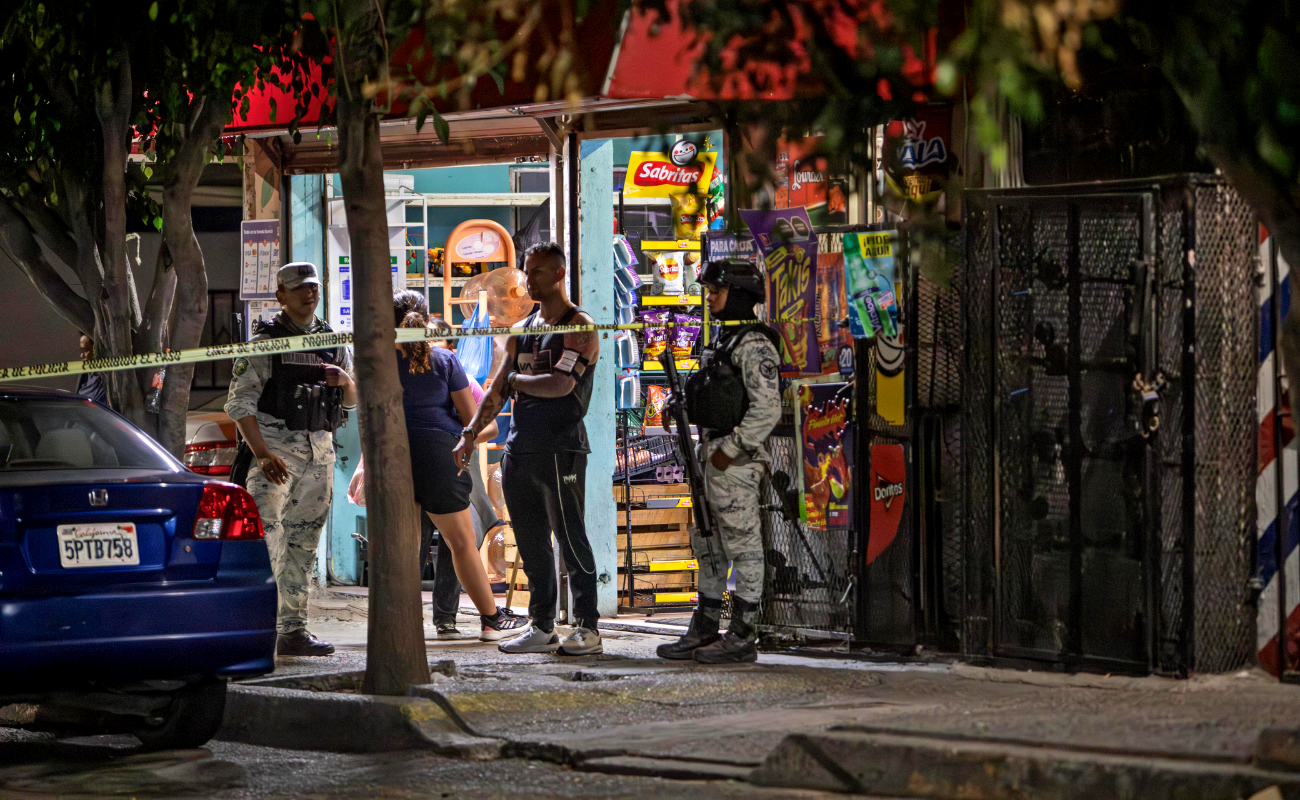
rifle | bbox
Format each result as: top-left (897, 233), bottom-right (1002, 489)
top-left (659, 352), bottom-right (719, 576)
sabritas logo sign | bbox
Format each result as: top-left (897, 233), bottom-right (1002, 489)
top-left (623, 151), bottom-right (717, 199)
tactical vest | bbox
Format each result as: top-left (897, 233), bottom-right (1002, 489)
top-left (255, 316), bottom-right (345, 431)
top-left (685, 323), bottom-right (781, 437)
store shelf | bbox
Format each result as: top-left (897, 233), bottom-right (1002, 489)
top-left (640, 295), bottom-right (701, 306)
top-left (649, 559), bottom-right (698, 572)
top-left (641, 358), bottom-right (699, 372)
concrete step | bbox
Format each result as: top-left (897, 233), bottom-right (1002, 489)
top-left (751, 729), bottom-right (1300, 799)
top-left (578, 755), bottom-right (753, 782)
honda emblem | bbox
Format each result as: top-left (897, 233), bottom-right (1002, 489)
top-left (88, 489), bottom-right (108, 507)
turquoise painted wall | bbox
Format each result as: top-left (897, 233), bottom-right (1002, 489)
top-left (578, 140), bottom-right (618, 617)
top-left (289, 174), bottom-right (363, 585)
top-left (314, 163), bottom-right (529, 584)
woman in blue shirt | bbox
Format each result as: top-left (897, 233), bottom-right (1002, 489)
top-left (391, 290), bottom-right (525, 641)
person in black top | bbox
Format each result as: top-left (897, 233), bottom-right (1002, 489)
top-left (455, 242), bottom-right (603, 656)
top-left (74, 334), bottom-right (108, 406)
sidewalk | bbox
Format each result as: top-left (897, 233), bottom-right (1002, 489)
top-left (242, 589), bottom-right (1300, 797)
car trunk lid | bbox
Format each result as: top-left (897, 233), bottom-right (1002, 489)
top-left (0, 475), bottom-right (214, 594)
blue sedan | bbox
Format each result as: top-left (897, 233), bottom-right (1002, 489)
top-left (0, 386), bottom-right (276, 749)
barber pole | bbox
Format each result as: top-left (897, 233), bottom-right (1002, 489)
top-left (1257, 225), bottom-right (1298, 676)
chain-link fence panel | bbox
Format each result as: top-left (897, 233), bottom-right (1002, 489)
top-left (758, 432), bottom-right (856, 639)
top-left (1190, 182), bottom-right (1257, 673)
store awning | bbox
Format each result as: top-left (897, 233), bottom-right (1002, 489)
top-left (225, 1), bottom-right (621, 136)
top-left (225, 2), bottom-right (933, 138)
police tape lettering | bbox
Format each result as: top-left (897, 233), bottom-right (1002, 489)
top-left (0, 318), bottom-right (816, 384)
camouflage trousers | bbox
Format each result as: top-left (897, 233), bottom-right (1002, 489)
top-left (246, 437), bottom-right (334, 634)
top-left (694, 442), bottom-right (766, 605)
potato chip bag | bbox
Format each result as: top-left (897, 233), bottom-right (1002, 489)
top-left (671, 192), bottom-right (709, 238)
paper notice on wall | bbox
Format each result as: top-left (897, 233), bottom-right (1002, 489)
top-left (245, 299), bottom-right (281, 340)
top-left (241, 240), bottom-right (257, 297)
top-left (240, 220), bottom-right (280, 300)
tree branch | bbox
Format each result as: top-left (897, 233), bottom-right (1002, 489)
top-left (0, 194), bottom-right (95, 333)
top-left (93, 45), bottom-right (145, 425)
top-left (11, 192), bottom-right (80, 272)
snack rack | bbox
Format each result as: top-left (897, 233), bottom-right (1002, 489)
top-left (612, 151), bottom-right (722, 613)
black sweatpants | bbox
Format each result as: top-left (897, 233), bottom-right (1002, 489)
top-left (500, 450), bottom-right (599, 630)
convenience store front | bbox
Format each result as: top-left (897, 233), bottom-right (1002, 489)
top-left (234, 105), bottom-right (878, 639)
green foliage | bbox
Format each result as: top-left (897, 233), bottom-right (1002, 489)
top-left (0, 1), bottom-right (315, 237)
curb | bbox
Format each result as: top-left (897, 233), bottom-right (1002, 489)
top-left (216, 685), bottom-right (500, 758)
top-left (750, 730), bottom-right (1300, 799)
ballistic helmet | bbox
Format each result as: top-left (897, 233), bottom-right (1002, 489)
top-left (699, 259), bottom-right (764, 296)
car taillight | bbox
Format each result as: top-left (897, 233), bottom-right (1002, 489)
top-left (193, 482), bottom-right (265, 540)
top-left (184, 441), bottom-right (237, 475)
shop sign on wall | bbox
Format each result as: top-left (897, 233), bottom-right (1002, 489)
top-left (240, 220), bottom-right (280, 300)
top-left (883, 105), bottom-right (954, 215)
top-left (773, 135), bottom-right (848, 225)
top-left (703, 230), bottom-right (759, 267)
top-left (738, 207), bottom-right (821, 376)
top-left (622, 149), bottom-right (717, 199)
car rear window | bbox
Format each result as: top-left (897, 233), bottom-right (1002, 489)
top-left (0, 398), bottom-right (175, 471)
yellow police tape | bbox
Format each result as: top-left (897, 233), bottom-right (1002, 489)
top-left (0, 318), bottom-right (808, 384)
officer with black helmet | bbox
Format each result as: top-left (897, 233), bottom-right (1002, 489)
top-left (657, 259), bottom-right (782, 664)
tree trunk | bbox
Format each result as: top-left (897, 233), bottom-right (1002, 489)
top-left (337, 0), bottom-right (430, 696)
top-left (154, 94), bottom-right (231, 456)
top-left (95, 51), bottom-right (147, 427)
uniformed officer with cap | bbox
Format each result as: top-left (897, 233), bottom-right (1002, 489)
top-left (226, 262), bottom-right (356, 657)
top-left (657, 258), bottom-right (782, 664)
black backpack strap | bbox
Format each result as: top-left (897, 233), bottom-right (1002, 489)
top-left (719, 323), bottom-right (780, 366)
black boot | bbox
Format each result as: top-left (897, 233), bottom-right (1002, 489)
top-left (693, 598), bottom-right (758, 664)
top-left (656, 609), bottom-right (721, 659)
top-left (276, 629), bottom-right (335, 656)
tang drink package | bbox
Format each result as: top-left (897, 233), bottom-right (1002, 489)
top-left (640, 309), bottom-right (670, 360)
top-left (670, 314), bottom-right (702, 359)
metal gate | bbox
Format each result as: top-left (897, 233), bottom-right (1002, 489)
top-left (963, 176), bottom-right (1257, 674)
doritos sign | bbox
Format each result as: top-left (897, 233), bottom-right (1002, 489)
top-left (624, 151), bottom-right (717, 199)
top-left (867, 444), bottom-right (905, 566)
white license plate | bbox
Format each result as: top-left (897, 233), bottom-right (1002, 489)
top-left (56, 523), bottom-right (140, 568)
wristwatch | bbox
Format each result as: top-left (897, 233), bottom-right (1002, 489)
top-left (460, 426), bottom-right (475, 441)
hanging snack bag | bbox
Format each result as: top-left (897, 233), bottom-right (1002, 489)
top-left (671, 192), bottom-right (709, 239)
top-left (685, 252), bottom-right (703, 295)
top-left (644, 384), bottom-right (668, 428)
top-left (651, 252), bottom-right (685, 296)
top-left (670, 314), bottom-right (702, 360)
top-left (640, 309), bottom-right (670, 361)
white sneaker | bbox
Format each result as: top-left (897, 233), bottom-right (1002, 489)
top-left (498, 625), bottom-right (561, 654)
top-left (560, 626), bottom-right (603, 656)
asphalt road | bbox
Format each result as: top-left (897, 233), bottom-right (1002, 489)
top-left (0, 731), bottom-right (844, 799)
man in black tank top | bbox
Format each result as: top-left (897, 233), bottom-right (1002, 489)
top-left (456, 242), bottom-right (603, 655)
